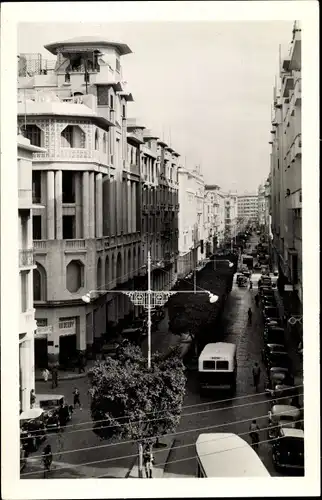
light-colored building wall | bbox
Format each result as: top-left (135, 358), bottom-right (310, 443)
top-left (18, 135), bottom-right (45, 411)
top-left (269, 21), bottom-right (302, 301)
top-left (222, 191), bottom-right (238, 242)
top-left (237, 193), bottom-right (259, 222)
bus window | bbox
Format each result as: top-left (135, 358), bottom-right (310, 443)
top-left (203, 360), bottom-right (216, 370)
top-left (216, 360), bottom-right (229, 370)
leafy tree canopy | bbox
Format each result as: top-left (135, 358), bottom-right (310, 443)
top-left (88, 341), bottom-right (186, 444)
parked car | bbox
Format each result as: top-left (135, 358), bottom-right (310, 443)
top-left (265, 367), bottom-right (294, 396)
top-left (20, 408), bottom-right (47, 453)
top-left (35, 394), bottom-right (73, 431)
top-left (121, 327), bottom-right (145, 344)
top-left (272, 384), bottom-right (302, 407)
top-left (262, 306), bottom-right (280, 325)
top-left (260, 296), bottom-right (277, 309)
top-left (264, 327), bottom-right (285, 346)
top-left (266, 351), bottom-right (292, 372)
top-left (259, 286), bottom-right (274, 298)
top-left (268, 404), bottom-right (302, 439)
top-left (262, 343), bottom-right (287, 365)
top-left (271, 428), bottom-right (304, 473)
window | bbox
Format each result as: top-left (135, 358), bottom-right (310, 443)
top-left (33, 215), bottom-right (42, 240)
top-left (33, 263), bottom-right (46, 301)
top-left (66, 260), bottom-right (84, 293)
top-left (62, 171), bottom-right (75, 203)
top-left (203, 361), bottom-right (216, 370)
top-left (103, 133), bottom-right (107, 153)
top-left (216, 360), bottom-right (229, 370)
top-left (20, 271), bottom-right (28, 313)
top-left (61, 125), bottom-right (85, 148)
top-left (116, 58), bottom-right (121, 72)
top-left (63, 215), bottom-right (75, 239)
top-left (23, 125), bottom-right (42, 147)
top-left (122, 105), bottom-right (126, 118)
top-left (110, 95), bottom-right (114, 110)
top-left (32, 171), bottom-right (41, 203)
top-left (94, 129), bottom-right (99, 150)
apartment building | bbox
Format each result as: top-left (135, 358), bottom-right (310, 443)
top-left (237, 193), bottom-right (259, 223)
top-left (223, 191), bottom-right (238, 242)
top-left (204, 185), bottom-right (226, 249)
top-left (18, 134), bottom-right (45, 411)
top-left (269, 22), bottom-right (302, 302)
top-left (18, 37), bottom-right (143, 365)
top-left (177, 166), bottom-right (205, 278)
top-left (257, 185), bottom-right (266, 227)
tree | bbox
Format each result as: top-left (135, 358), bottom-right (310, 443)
top-left (88, 341), bottom-right (186, 477)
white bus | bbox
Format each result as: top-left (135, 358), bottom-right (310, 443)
top-left (198, 342), bottom-right (237, 393)
top-left (196, 433), bottom-right (270, 477)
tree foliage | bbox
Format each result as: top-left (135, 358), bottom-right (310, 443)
top-left (88, 341), bottom-right (186, 443)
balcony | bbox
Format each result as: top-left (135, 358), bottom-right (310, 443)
top-left (289, 78), bottom-right (301, 115)
top-left (289, 24), bottom-right (301, 71)
top-left (19, 189), bottom-right (33, 209)
top-left (130, 163), bottom-right (140, 175)
top-left (281, 75), bottom-right (294, 98)
top-left (19, 249), bottom-right (34, 268)
top-left (127, 127), bottom-right (144, 144)
top-left (64, 239), bottom-right (87, 252)
top-left (32, 148), bottom-right (111, 167)
top-left (291, 134), bottom-right (302, 161)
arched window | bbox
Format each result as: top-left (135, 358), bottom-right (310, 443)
top-left (95, 129), bottom-right (99, 150)
top-left (97, 258), bottom-right (102, 289)
top-left (103, 133), bottom-right (107, 153)
top-left (127, 249), bottom-right (131, 278)
top-left (111, 254), bottom-right (116, 281)
top-left (116, 252), bottom-right (122, 283)
top-left (105, 255), bottom-right (110, 287)
top-left (33, 263), bottom-right (47, 301)
top-left (61, 125), bottom-right (85, 148)
top-left (66, 260), bottom-right (84, 293)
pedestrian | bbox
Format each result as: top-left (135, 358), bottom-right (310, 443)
top-left (42, 368), bottom-right (50, 382)
top-left (51, 367), bottom-right (58, 389)
top-left (73, 387), bottom-right (82, 410)
top-left (30, 389), bottom-right (36, 408)
top-left (42, 444), bottom-right (53, 478)
top-left (252, 362), bottom-right (261, 392)
top-left (143, 445), bottom-right (154, 478)
top-left (249, 420), bottom-right (260, 451)
top-left (255, 294), bottom-right (259, 307)
top-left (249, 279), bottom-right (253, 290)
top-left (247, 307), bottom-right (252, 325)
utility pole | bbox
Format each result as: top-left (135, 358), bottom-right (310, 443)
top-left (193, 246), bottom-right (197, 293)
top-left (147, 251), bottom-right (152, 369)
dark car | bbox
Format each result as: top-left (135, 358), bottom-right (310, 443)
top-left (20, 408), bottom-right (47, 453)
top-left (264, 326), bottom-right (285, 345)
top-left (266, 351), bottom-right (291, 372)
top-left (272, 428), bottom-right (304, 473)
top-left (35, 394), bottom-right (72, 431)
top-left (262, 343), bottom-right (287, 365)
top-left (259, 286), bottom-right (274, 298)
top-left (262, 306), bottom-right (279, 321)
top-left (261, 296), bottom-right (277, 308)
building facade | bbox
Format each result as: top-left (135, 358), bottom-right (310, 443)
top-left (18, 134), bottom-right (45, 411)
top-left (177, 166), bottom-right (205, 277)
top-left (204, 185), bottom-right (226, 250)
top-left (257, 184), bottom-right (266, 228)
top-left (223, 191), bottom-right (238, 242)
top-left (269, 22), bottom-right (302, 301)
top-left (237, 193), bottom-right (259, 223)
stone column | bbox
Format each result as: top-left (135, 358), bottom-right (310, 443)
top-left (127, 180), bottom-right (132, 234)
top-left (75, 173), bottom-right (82, 238)
top-left (123, 181), bottom-right (128, 233)
top-left (95, 173), bottom-right (103, 237)
top-left (55, 170), bottom-right (63, 239)
top-left (77, 313), bottom-right (87, 351)
top-left (46, 171), bottom-right (55, 239)
top-left (82, 172), bottom-right (89, 239)
top-left (89, 172), bottom-right (95, 238)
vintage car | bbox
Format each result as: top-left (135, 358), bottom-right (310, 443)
top-left (271, 428), bottom-right (304, 473)
top-left (20, 407), bottom-right (47, 453)
top-left (260, 295), bottom-right (277, 307)
top-left (262, 343), bottom-right (287, 365)
top-left (265, 367), bottom-right (294, 396)
top-left (263, 326), bottom-right (285, 345)
top-left (267, 404), bottom-right (302, 439)
top-left (266, 351), bottom-right (292, 373)
top-left (271, 384), bottom-right (302, 407)
top-left (35, 394), bottom-right (73, 431)
top-left (262, 306), bottom-right (280, 322)
top-left (236, 274), bottom-right (248, 287)
top-left (259, 286), bottom-right (274, 298)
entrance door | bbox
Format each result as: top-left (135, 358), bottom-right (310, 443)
top-left (59, 334), bottom-right (77, 367)
top-left (34, 338), bottom-right (48, 369)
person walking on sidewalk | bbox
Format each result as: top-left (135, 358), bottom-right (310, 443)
top-left (247, 307), bottom-right (253, 325)
top-left (42, 368), bottom-right (50, 382)
top-left (73, 388), bottom-right (82, 410)
top-left (30, 389), bottom-right (36, 408)
top-left (249, 420), bottom-right (260, 451)
top-left (252, 362), bottom-right (261, 392)
top-left (51, 367), bottom-right (58, 388)
top-left (249, 279), bottom-right (253, 290)
top-left (143, 445), bottom-right (154, 478)
top-left (255, 294), bottom-right (259, 307)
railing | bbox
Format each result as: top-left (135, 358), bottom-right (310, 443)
top-left (33, 148), bottom-right (110, 166)
top-left (19, 249), bottom-right (34, 267)
top-left (65, 239), bottom-right (86, 249)
top-left (34, 240), bottom-right (47, 250)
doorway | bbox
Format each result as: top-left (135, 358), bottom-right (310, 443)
top-left (59, 334), bottom-right (77, 367)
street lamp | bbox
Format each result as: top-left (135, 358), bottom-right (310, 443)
top-left (82, 251), bottom-right (218, 369)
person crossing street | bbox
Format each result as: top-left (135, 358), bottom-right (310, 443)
top-left (252, 362), bottom-right (261, 392)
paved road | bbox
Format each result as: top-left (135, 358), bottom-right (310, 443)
top-left (164, 233), bottom-right (280, 478)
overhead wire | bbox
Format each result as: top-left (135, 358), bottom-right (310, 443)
top-left (21, 398), bottom-right (303, 463)
top-left (21, 416), bottom-right (304, 477)
top-left (21, 384), bottom-right (304, 437)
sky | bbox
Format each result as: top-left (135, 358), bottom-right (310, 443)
top-left (18, 21), bottom-right (293, 193)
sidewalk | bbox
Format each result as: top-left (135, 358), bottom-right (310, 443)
top-left (128, 436), bottom-right (175, 478)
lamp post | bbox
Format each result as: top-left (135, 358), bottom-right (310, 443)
top-left (82, 250), bottom-right (219, 369)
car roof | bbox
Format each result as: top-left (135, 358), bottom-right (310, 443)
top-left (20, 408), bottom-right (44, 420)
top-left (196, 433), bottom-right (270, 477)
top-left (271, 404), bottom-right (300, 416)
top-left (36, 394), bottom-right (64, 401)
top-left (279, 428), bottom-right (304, 438)
top-left (199, 343), bottom-right (236, 359)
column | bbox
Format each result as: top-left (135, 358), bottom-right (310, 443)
top-left (89, 172), bottom-right (95, 238)
top-left (75, 173), bottom-right (82, 238)
top-left (132, 182), bottom-right (136, 233)
top-left (127, 181), bottom-right (132, 234)
top-left (82, 172), bottom-right (89, 239)
top-left (28, 337), bottom-right (35, 392)
top-left (55, 170), bottom-right (63, 239)
top-left (95, 173), bottom-right (103, 238)
top-left (20, 342), bottom-right (29, 411)
top-left (123, 181), bottom-right (128, 234)
top-left (46, 171), bottom-right (55, 239)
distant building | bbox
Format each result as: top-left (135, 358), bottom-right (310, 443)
top-left (223, 191), bottom-right (238, 241)
top-left (237, 193), bottom-right (258, 222)
top-left (257, 185), bottom-right (266, 227)
top-left (204, 185), bottom-right (226, 249)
